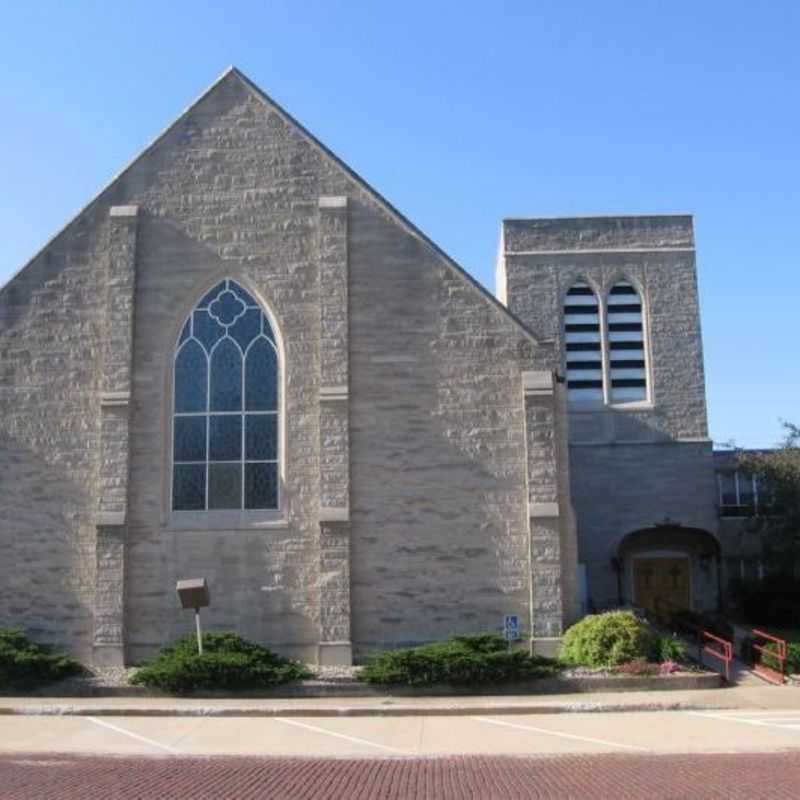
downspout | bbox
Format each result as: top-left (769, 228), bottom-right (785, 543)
top-left (528, 510), bottom-right (535, 657)
top-left (521, 370), bottom-right (535, 657)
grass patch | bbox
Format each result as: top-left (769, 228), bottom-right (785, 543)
top-left (358, 633), bottom-right (559, 687)
top-left (131, 632), bottom-right (311, 694)
top-left (0, 628), bottom-right (84, 690)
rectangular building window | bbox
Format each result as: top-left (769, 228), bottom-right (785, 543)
top-left (717, 470), bottom-right (757, 517)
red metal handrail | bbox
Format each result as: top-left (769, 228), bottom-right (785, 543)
top-left (751, 629), bottom-right (787, 685)
top-left (701, 630), bottom-right (733, 682)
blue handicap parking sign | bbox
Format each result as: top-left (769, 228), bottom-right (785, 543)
top-left (503, 614), bottom-right (520, 641)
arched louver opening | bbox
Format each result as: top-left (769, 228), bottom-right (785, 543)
top-left (607, 281), bottom-right (647, 402)
top-left (173, 279), bottom-right (279, 511)
top-left (564, 282), bottom-right (604, 403)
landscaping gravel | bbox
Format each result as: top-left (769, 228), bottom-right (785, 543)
top-left (15, 664), bottom-right (364, 696)
top-left (310, 665), bottom-right (363, 681)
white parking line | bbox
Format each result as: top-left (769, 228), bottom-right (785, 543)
top-left (86, 717), bottom-right (180, 754)
top-left (471, 716), bottom-right (649, 752)
top-left (693, 710), bottom-right (800, 716)
top-left (688, 711), bottom-right (800, 733)
top-left (274, 717), bottom-right (411, 755)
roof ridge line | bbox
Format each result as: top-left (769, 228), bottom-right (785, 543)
top-left (503, 212), bottom-right (694, 221)
top-left (2, 67), bottom-right (540, 347)
top-left (229, 69), bottom-right (540, 346)
top-left (0, 66), bottom-right (237, 294)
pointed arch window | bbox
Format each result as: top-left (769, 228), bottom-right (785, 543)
top-left (607, 281), bottom-right (648, 402)
top-left (564, 282), bottom-right (604, 403)
top-left (172, 279), bottom-right (279, 511)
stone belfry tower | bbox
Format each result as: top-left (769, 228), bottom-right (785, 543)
top-left (496, 215), bottom-right (720, 615)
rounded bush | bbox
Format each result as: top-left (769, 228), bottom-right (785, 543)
top-left (131, 632), bottom-right (311, 694)
top-left (560, 611), bottom-right (655, 668)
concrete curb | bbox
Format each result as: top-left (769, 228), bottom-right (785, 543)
top-left (0, 698), bottom-right (741, 718)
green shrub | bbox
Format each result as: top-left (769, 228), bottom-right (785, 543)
top-left (560, 611), bottom-right (655, 668)
top-left (654, 635), bottom-right (688, 663)
top-left (0, 628), bottom-right (84, 689)
top-left (788, 643), bottom-right (800, 674)
top-left (760, 641), bottom-right (800, 675)
top-left (359, 633), bottom-right (558, 686)
top-left (131, 632), bottom-right (311, 694)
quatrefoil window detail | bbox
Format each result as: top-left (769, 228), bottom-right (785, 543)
top-left (209, 289), bottom-right (247, 327)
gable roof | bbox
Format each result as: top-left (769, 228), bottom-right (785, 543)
top-left (2, 67), bottom-right (538, 345)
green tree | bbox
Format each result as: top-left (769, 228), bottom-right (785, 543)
top-left (739, 422), bottom-right (800, 568)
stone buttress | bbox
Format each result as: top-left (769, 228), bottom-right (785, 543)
top-left (523, 368), bottom-right (579, 652)
top-left (316, 196), bottom-right (353, 665)
top-left (93, 205), bottom-right (139, 666)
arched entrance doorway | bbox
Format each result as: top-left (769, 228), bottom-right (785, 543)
top-left (617, 526), bottom-right (721, 616)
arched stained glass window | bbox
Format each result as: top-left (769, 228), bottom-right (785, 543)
top-left (172, 279), bottom-right (279, 511)
top-left (607, 280), bottom-right (648, 402)
top-left (564, 282), bottom-right (604, 404)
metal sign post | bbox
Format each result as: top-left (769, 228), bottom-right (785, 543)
top-left (195, 608), bottom-right (204, 655)
top-left (503, 614), bottom-right (520, 652)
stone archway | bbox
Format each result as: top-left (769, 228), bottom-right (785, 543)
top-left (617, 526), bottom-right (721, 615)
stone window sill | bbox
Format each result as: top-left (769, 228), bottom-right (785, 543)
top-left (165, 511), bottom-right (289, 531)
top-left (609, 401), bottom-right (654, 411)
top-left (568, 401), bottom-right (655, 414)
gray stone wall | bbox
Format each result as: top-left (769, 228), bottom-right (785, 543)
top-left (119, 75), bottom-right (332, 662)
top-left (0, 210), bottom-right (105, 662)
top-left (0, 69), bottom-right (562, 663)
top-left (346, 196), bottom-right (540, 653)
top-left (569, 441), bottom-right (718, 609)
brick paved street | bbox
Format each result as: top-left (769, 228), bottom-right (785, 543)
top-left (1, 751), bottom-right (799, 799)
top-left (4, 700), bottom-right (800, 797)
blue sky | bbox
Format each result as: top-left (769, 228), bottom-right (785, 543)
top-left (0, 1), bottom-right (797, 447)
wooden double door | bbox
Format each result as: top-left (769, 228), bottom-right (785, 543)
top-left (633, 557), bottom-right (690, 616)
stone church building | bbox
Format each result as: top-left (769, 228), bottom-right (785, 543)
top-left (0, 68), bottom-right (727, 667)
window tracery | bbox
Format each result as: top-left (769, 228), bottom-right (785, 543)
top-left (172, 279), bottom-right (279, 511)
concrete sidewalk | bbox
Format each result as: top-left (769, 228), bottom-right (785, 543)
top-left (0, 684), bottom-right (796, 717)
